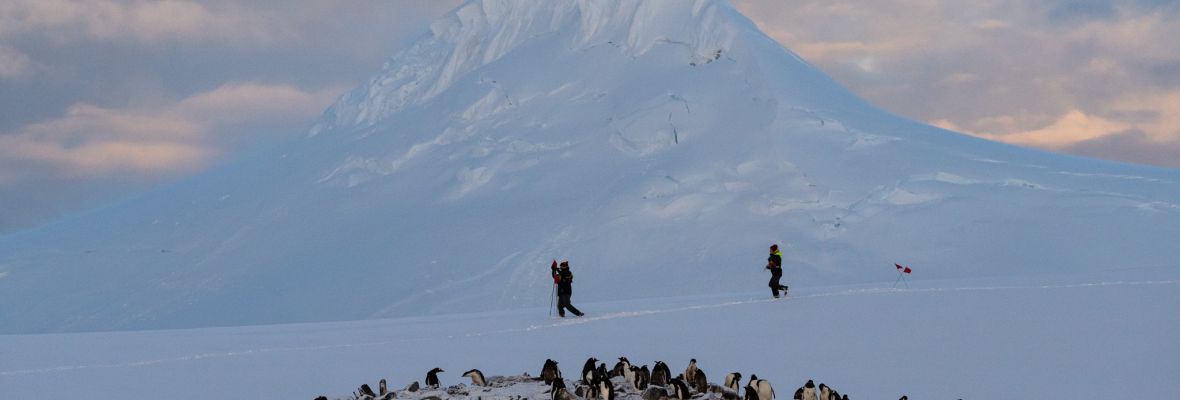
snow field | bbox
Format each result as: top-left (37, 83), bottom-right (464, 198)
top-left (2, 277), bottom-right (1177, 399)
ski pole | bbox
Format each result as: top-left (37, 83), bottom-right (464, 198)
top-left (549, 283), bottom-right (556, 317)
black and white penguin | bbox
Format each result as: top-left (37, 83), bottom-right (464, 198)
top-left (632, 365), bottom-right (650, 390)
top-left (684, 359), bottom-right (699, 385)
top-left (693, 369), bottom-right (708, 393)
top-left (744, 375), bottom-right (774, 400)
top-left (425, 367), bottom-right (444, 388)
top-left (793, 387), bottom-right (804, 400)
top-left (802, 380), bottom-right (816, 400)
top-left (462, 369), bottom-right (487, 386)
top-left (359, 384), bottom-right (377, 398)
top-left (724, 372), bottom-right (742, 392)
top-left (898, 396), bottom-right (907, 400)
top-left (598, 377), bottom-right (615, 400)
top-left (612, 357), bottom-right (631, 378)
top-left (830, 390), bottom-right (841, 400)
top-left (616, 357), bottom-right (634, 384)
top-left (378, 379), bottom-right (388, 397)
top-left (668, 378), bottom-right (691, 400)
top-left (542, 359), bottom-right (562, 385)
top-left (744, 378), bottom-right (761, 400)
top-left (596, 363), bottom-right (609, 383)
top-left (551, 378), bottom-right (575, 400)
top-left (582, 357), bottom-right (599, 386)
top-left (405, 381), bottom-right (420, 392)
top-left (841, 395), bottom-right (849, 400)
top-left (819, 383), bottom-right (830, 400)
top-left (651, 361), bottom-right (672, 386)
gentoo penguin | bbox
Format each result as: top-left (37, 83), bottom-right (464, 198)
top-left (582, 357), bottom-right (599, 386)
top-left (819, 383), bottom-right (830, 400)
top-left (551, 378), bottom-right (575, 400)
top-left (542, 359), bottom-right (562, 385)
top-left (405, 381), bottom-right (420, 392)
top-left (793, 387), bottom-right (804, 400)
top-left (621, 360), bottom-right (636, 388)
top-left (359, 384), bottom-right (377, 398)
top-left (693, 369), bottom-right (708, 393)
top-left (651, 361), bottom-right (672, 386)
top-left (668, 378), bottom-right (691, 400)
top-left (425, 367), bottom-right (444, 388)
top-left (598, 377), bottom-right (615, 400)
top-left (724, 372), bottom-right (743, 392)
top-left (684, 359), bottom-right (699, 385)
top-left (612, 357), bottom-right (630, 377)
top-left (746, 375), bottom-right (774, 400)
top-left (802, 380), bottom-right (816, 400)
top-left (462, 369), bottom-right (487, 386)
top-left (632, 365), bottom-right (650, 390)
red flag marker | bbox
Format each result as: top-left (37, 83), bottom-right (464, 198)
top-left (903, 267), bottom-right (912, 274)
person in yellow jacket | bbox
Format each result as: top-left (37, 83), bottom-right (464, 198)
top-left (766, 244), bottom-right (789, 298)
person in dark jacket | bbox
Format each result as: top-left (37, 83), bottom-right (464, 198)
top-left (551, 261), bottom-right (584, 317)
top-left (766, 244), bottom-right (789, 298)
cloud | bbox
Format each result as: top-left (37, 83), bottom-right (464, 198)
top-left (0, 0), bottom-right (279, 45)
top-left (0, 82), bottom-right (337, 179)
top-left (737, 0), bottom-right (1180, 168)
top-left (0, 44), bottom-right (31, 79)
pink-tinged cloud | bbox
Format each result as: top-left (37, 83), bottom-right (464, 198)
top-left (0, 82), bottom-right (339, 179)
top-left (0, 0), bottom-right (279, 44)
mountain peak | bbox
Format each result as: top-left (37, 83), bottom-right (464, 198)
top-left (312, 0), bottom-right (745, 135)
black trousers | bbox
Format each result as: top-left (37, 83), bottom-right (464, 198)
top-left (769, 273), bottom-right (788, 297)
top-left (557, 294), bottom-right (583, 317)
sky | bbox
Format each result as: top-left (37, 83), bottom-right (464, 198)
top-left (0, 0), bottom-right (1177, 233)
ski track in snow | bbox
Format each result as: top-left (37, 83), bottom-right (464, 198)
top-left (3, 279), bottom-right (1177, 377)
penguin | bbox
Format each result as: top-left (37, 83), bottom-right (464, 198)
top-left (693, 369), bottom-right (708, 393)
top-left (668, 378), bottom-right (691, 400)
top-left (819, 383), bottom-right (830, 400)
top-left (684, 359), bottom-right (699, 386)
top-left (651, 361), bottom-right (671, 386)
top-left (724, 372), bottom-right (742, 392)
top-left (898, 397), bottom-right (907, 400)
top-left (425, 367), bottom-right (444, 388)
top-left (620, 358), bottom-right (636, 388)
top-left (841, 395), bottom-right (849, 400)
top-left (582, 357), bottom-right (599, 386)
top-left (551, 378), bottom-right (576, 400)
top-left (793, 387), bottom-right (804, 400)
top-left (612, 357), bottom-right (630, 378)
top-left (596, 362), bottom-right (609, 383)
top-left (830, 390), bottom-right (841, 400)
top-left (542, 359), bottom-right (562, 385)
top-left (633, 365), bottom-right (650, 390)
top-left (405, 381), bottom-right (420, 392)
top-left (598, 377), bottom-right (616, 400)
top-left (379, 379), bottom-right (388, 397)
top-left (802, 380), bottom-right (816, 400)
top-left (462, 369), bottom-right (487, 386)
top-left (746, 375), bottom-right (774, 400)
top-left (359, 384), bottom-right (377, 398)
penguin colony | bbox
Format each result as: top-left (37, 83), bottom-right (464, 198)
top-left (318, 357), bottom-right (910, 400)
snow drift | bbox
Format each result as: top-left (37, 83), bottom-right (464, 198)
top-left (0, 0), bottom-right (1177, 333)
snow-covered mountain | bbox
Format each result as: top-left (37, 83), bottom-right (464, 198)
top-left (1, 0), bottom-right (1177, 334)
